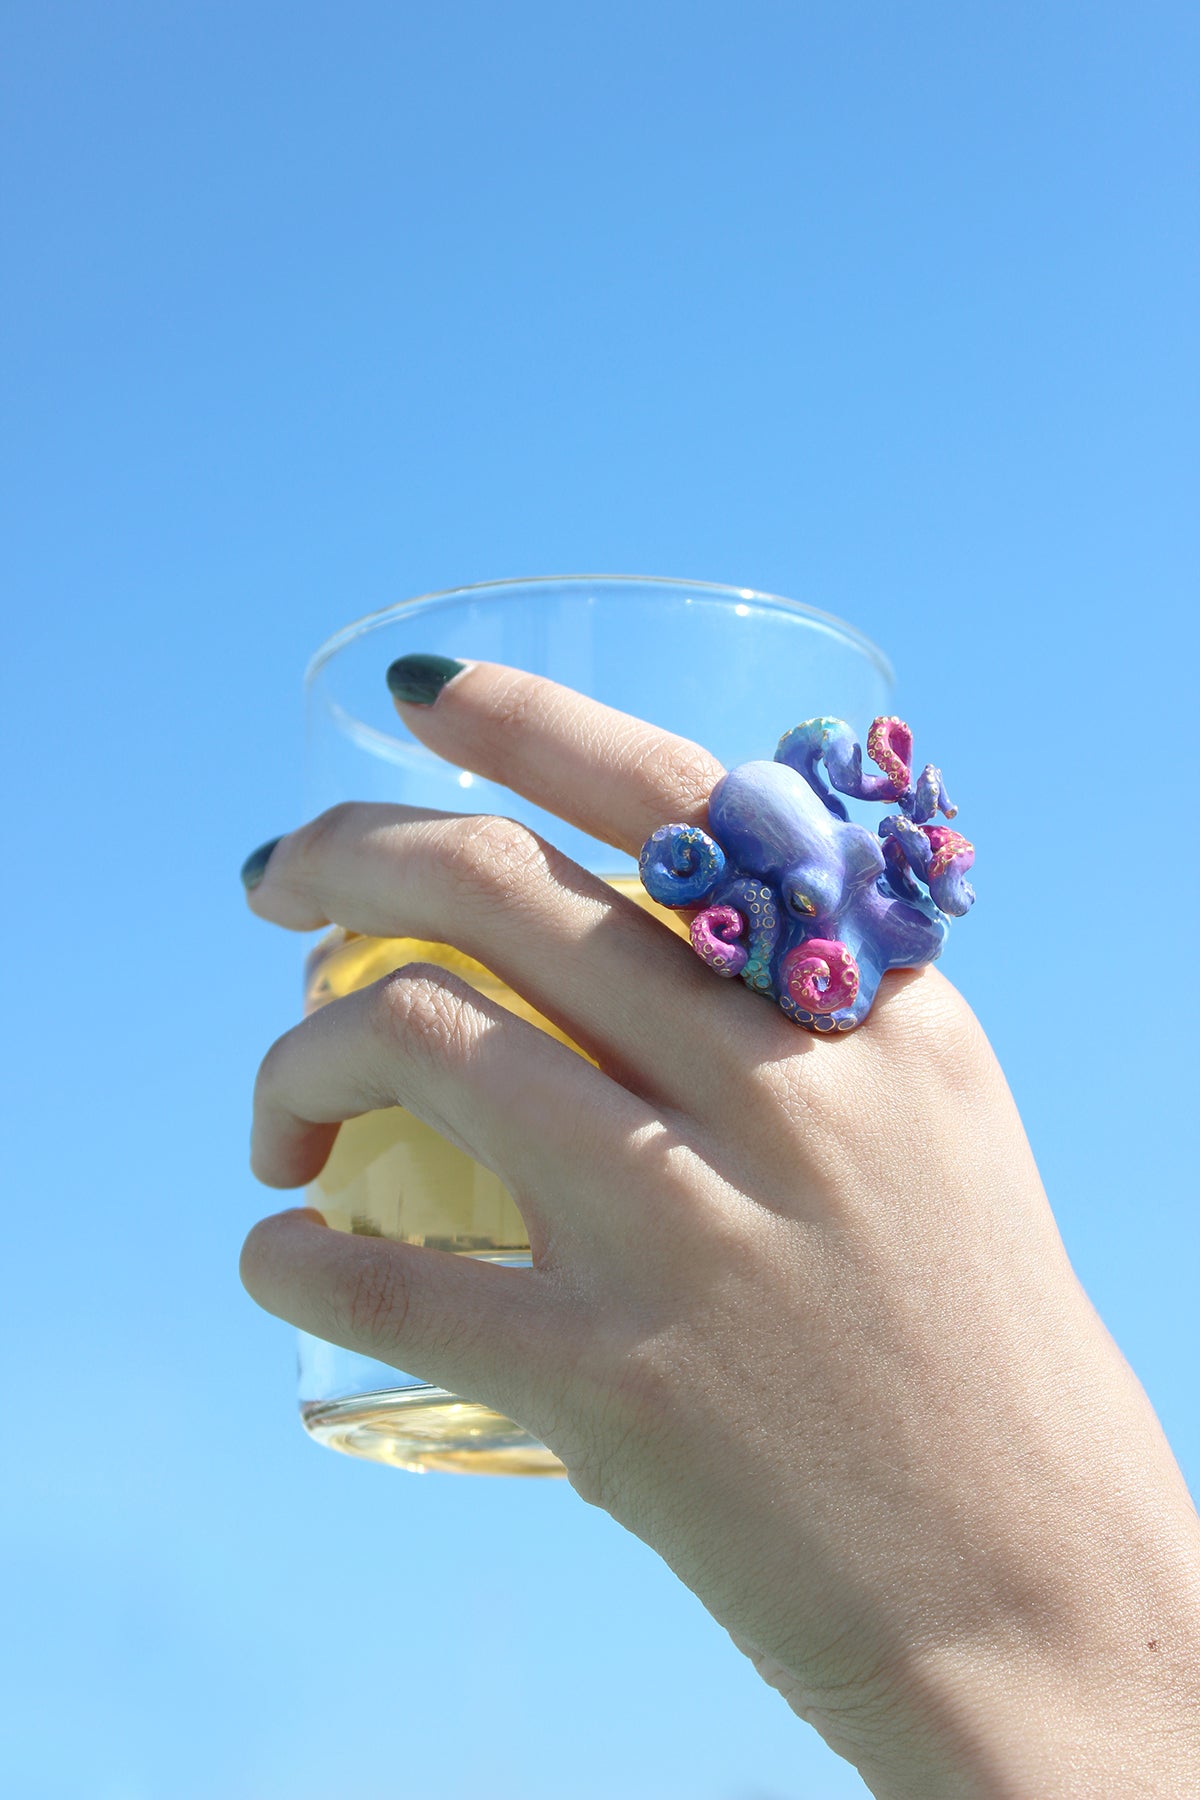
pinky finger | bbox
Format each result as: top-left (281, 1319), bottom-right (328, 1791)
top-left (240, 1208), bottom-right (572, 1439)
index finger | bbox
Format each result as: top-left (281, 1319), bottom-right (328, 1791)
top-left (386, 657), bottom-right (724, 855)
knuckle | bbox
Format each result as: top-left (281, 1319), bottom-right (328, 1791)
top-left (294, 800), bottom-right (360, 869)
top-left (436, 812), bottom-right (546, 903)
top-left (868, 966), bottom-right (992, 1092)
top-left (473, 812), bottom-right (541, 873)
top-left (286, 802), bottom-right (412, 894)
top-left (275, 802), bottom-right (374, 900)
top-left (371, 966), bottom-right (479, 1068)
top-left (627, 725), bottom-right (719, 815)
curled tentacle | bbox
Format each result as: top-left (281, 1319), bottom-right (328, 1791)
top-left (879, 813), bottom-right (933, 882)
top-left (775, 715), bottom-right (912, 811)
top-left (862, 717), bottom-right (913, 800)
top-left (905, 763), bottom-right (958, 824)
top-left (880, 832), bottom-right (924, 903)
top-left (780, 938), bottom-right (860, 1015)
top-left (689, 906), bottom-right (748, 977)
top-left (924, 826), bottom-right (975, 917)
top-left (639, 822), bottom-right (724, 908)
top-left (880, 816), bottom-right (976, 917)
top-left (773, 718), bottom-right (851, 820)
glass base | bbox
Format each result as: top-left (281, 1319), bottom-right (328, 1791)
top-left (300, 1385), bottom-right (566, 1476)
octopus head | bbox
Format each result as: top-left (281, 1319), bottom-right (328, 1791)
top-left (781, 824), bottom-right (884, 925)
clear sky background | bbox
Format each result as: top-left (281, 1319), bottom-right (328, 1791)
top-left (2, 4), bottom-right (1197, 1797)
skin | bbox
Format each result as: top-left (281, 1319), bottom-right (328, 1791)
top-left (241, 662), bottom-right (1200, 1798)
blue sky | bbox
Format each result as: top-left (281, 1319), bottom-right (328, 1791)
top-left (3, 4), bottom-right (1197, 1796)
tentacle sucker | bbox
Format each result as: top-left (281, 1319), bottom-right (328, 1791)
top-left (907, 763), bottom-right (957, 824)
top-left (879, 816), bottom-right (975, 917)
top-left (924, 827), bottom-right (975, 917)
top-left (723, 876), bottom-right (780, 995)
top-left (863, 717), bottom-right (913, 800)
top-left (776, 715), bottom-right (912, 810)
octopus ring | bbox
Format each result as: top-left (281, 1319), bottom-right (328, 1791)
top-left (639, 716), bottom-right (975, 1033)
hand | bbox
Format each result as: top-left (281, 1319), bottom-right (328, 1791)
top-left (241, 662), bottom-right (1200, 1799)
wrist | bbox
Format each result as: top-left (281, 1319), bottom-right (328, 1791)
top-left (748, 1412), bottom-right (1200, 1797)
top-left (842, 1614), bottom-right (1200, 1800)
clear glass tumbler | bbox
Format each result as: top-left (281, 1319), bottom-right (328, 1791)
top-left (297, 577), bottom-right (893, 1474)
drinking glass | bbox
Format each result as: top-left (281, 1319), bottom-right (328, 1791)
top-left (297, 577), bottom-right (893, 1474)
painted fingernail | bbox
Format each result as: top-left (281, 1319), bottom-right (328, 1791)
top-left (385, 653), bottom-right (467, 706)
top-left (240, 836), bottom-right (283, 892)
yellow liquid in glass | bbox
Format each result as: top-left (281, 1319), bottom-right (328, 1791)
top-left (299, 873), bottom-right (685, 1475)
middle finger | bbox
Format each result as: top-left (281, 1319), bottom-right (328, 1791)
top-left (248, 801), bottom-right (773, 1110)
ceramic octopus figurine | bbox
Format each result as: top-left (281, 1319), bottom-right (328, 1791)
top-left (639, 717), bottom-right (975, 1033)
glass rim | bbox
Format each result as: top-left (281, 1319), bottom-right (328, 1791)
top-left (304, 574), bottom-right (895, 692)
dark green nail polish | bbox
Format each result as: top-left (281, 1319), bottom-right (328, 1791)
top-left (241, 836), bottom-right (283, 892)
top-left (386, 653), bottom-right (467, 706)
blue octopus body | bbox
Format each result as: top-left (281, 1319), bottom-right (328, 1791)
top-left (639, 717), bottom-right (973, 1033)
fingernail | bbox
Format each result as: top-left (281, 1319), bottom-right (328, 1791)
top-left (240, 836), bottom-right (283, 892)
top-left (386, 653), bottom-right (467, 706)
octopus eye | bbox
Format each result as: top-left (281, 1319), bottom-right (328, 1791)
top-left (790, 890), bottom-right (816, 916)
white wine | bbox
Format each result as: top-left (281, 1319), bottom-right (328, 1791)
top-left (299, 875), bottom-right (685, 1474)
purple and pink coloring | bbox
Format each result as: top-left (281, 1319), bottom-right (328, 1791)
top-left (639, 717), bottom-right (975, 1033)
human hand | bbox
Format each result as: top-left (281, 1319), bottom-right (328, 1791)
top-left (241, 661), bottom-right (1200, 1799)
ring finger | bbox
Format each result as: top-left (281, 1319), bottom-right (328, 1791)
top-left (247, 803), bottom-right (777, 1114)
top-left (251, 958), bottom-right (656, 1257)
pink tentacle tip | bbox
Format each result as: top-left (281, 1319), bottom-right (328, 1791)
top-left (867, 716), bottom-right (913, 797)
top-left (690, 906), bottom-right (748, 977)
top-left (782, 938), bottom-right (860, 1015)
top-left (923, 826), bottom-right (974, 879)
